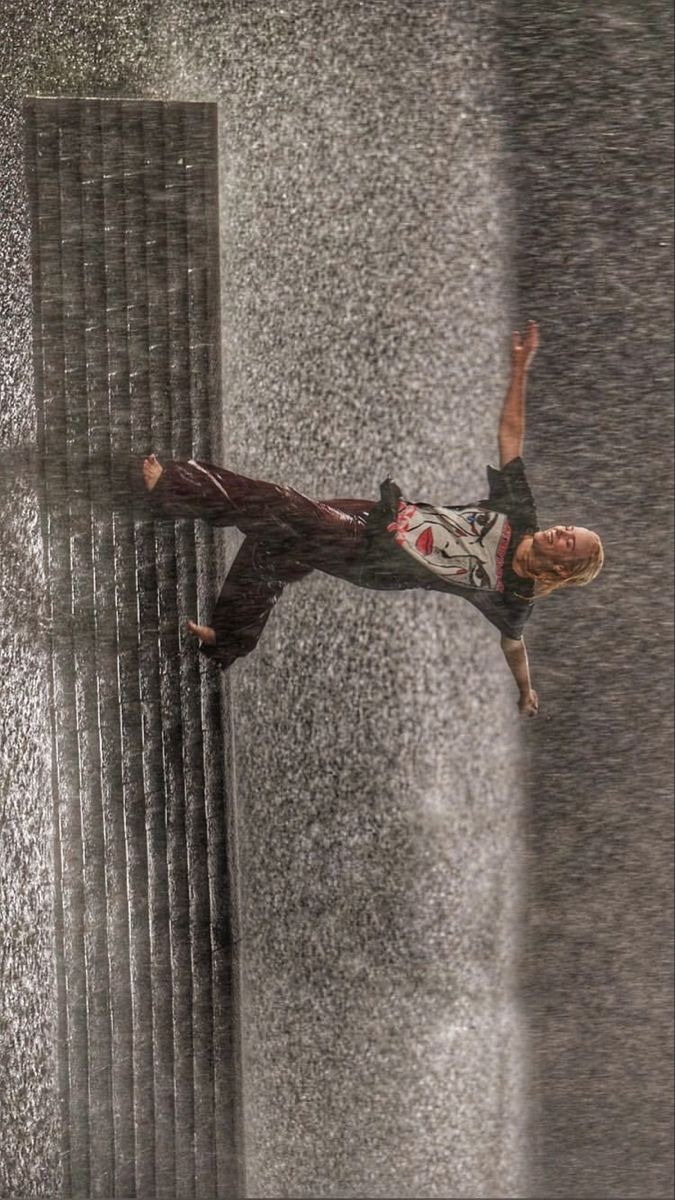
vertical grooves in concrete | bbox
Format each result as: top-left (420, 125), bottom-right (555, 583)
top-left (182, 102), bottom-right (222, 1198)
top-left (30, 102), bottom-right (92, 1198)
top-left (79, 98), bottom-right (136, 1200)
top-left (173, 102), bottom-right (218, 1200)
top-left (223, 696), bottom-right (245, 1200)
top-left (114, 99), bottom-right (158, 1200)
top-left (187, 103), bottom-right (240, 1198)
top-left (24, 102), bottom-right (73, 1200)
top-left (138, 101), bottom-right (179, 1200)
top-left (156, 100), bottom-right (197, 1200)
top-left (25, 97), bottom-right (239, 1200)
top-left (60, 101), bottom-right (118, 1200)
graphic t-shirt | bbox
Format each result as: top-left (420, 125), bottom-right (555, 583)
top-left (362, 456), bottom-right (539, 640)
top-left (386, 502), bottom-right (512, 592)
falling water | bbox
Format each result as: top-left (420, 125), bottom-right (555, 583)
top-left (1, 2), bottom-right (672, 1199)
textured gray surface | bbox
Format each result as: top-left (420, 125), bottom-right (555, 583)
top-left (24, 97), bottom-right (236, 1199)
top-left (160, 4), bottom-right (528, 1197)
top-left (500, 5), bottom-right (674, 1197)
top-left (0, 1), bottom-right (673, 1198)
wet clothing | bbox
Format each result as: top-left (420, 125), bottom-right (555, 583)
top-left (148, 456), bottom-right (538, 670)
top-left (386, 499), bottom-right (513, 591)
top-left (361, 457), bottom-right (538, 637)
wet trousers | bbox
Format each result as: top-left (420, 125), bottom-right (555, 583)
top-left (149, 459), bottom-right (376, 669)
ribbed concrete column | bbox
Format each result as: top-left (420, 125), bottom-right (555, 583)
top-left (25, 97), bottom-right (240, 1200)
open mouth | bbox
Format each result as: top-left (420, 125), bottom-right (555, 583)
top-left (415, 527), bottom-right (434, 556)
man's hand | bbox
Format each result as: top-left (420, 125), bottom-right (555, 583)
top-left (518, 688), bottom-right (539, 718)
top-left (511, 320), bottom-right (539, 372)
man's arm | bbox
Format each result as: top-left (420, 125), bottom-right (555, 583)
top-left (498, 321), bottom-right (539, 468)
top-left (500, 635), bottom-right (539, 716)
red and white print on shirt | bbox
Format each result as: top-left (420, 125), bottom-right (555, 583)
top-left (387, 499), bottom-right (512, 591)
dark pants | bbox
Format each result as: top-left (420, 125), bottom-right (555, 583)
top-left (149, 459), bottom-right (376, 669)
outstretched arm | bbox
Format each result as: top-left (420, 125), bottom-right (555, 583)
top-left (501, 635), bottom-right (539, 717)
top-left (498, 320), bottom-right (539, 468)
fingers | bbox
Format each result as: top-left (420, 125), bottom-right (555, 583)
top-left (512, 320), bottom-right (538, 345)
top-left (518, 692), bottom-right (540, 717)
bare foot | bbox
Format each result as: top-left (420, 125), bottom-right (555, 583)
top-left (187, 620), bottom-right (216, 646)
top-left (143, 453), bottom-right (163, 491)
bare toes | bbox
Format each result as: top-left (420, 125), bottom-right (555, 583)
top-left (143, 455), bottom-right (163, 491)
top-left (187, 620), bottom-right (216, 646)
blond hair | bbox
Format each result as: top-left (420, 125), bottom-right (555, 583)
top-left (533, 533), bottom-right (605, 598)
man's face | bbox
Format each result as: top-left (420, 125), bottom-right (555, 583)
top-left (532, 525), bottom-right (596, 575)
